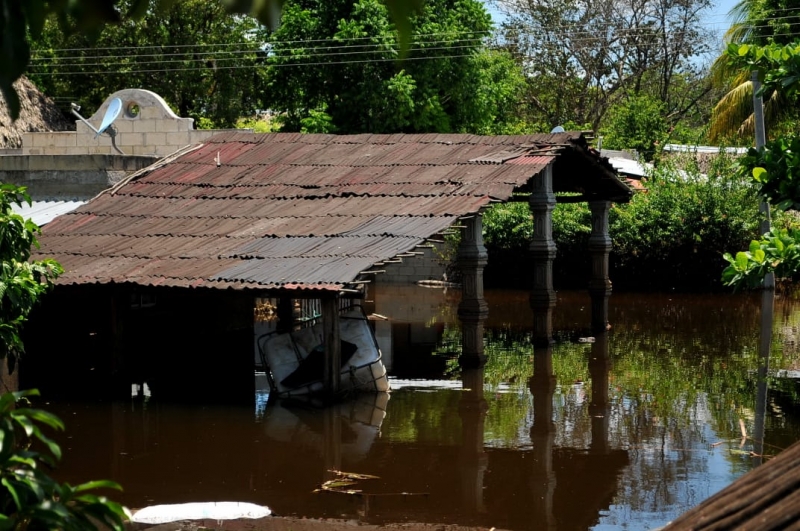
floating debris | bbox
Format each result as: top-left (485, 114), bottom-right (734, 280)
top-left (131, 502), bottom-right (271, 524)
top-left (314, 470), bottom-right (379, 495)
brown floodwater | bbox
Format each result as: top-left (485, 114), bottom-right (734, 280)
top-left (31, 286), bottom-right (800, 530)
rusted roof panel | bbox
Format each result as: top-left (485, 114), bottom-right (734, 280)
top-left (35, 132), bottom-right (631, 292)
top-left (507, 155), bottom-right (561, 166)
top-left (212, 256), bottom-right (380, 285)
top-left (341, 216), bottom-right (456, 237)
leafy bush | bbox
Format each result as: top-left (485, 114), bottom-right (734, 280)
top-left (610, 158), bottom-right (761, 289)
top-left (482, 202), bottom-right (532, 249)
top-left (0, 389), bottom-right (130, 530)
top-left (0, 185), bottom-right (62, 367)
top-left (482, 155), bottom-right (767, 290)
top-left (739, 133), bottom-right (800, 211)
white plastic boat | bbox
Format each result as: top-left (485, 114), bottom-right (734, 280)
top-left (257, 305), bottom-right (390, 396)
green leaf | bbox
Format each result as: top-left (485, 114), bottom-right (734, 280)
top-left (15, 409), bottom-right (64, 431)
top-left (752, 167), bottom-right (768, 182)
top-left (735, 251), bottom-right (749, 270)
top-left (2, 478), bottom-right (21, 510)
top-left (73, 480), bottom-right (123, 493)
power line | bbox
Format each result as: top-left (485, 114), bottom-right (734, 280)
top-left (28, 12), bottom-right (800, 59)
top-left (30, 28), bottom-right (800, 75)
top-left (28, 23), bottom-right (766, 69)
top-left (29, 51), bottom-right (480, 76)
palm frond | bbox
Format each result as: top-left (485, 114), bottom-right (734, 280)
top-left (709, 80), bottom-right (754, 142)
top-left (763, 90), bottom-right (788, 137)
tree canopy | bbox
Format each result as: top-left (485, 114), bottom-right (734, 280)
top-left (28, 0), bottom-right (269, 128)
top-left (493, 0), bottom-right (715, 133)
top-left (264, 0), bottom-right (525, 134)
top-left (1, 0), bottom-right (425, 122)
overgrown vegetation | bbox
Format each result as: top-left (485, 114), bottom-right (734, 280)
top-left (720, 40), bottom-right (800, 289)
top-left (483, 154), bottom-right (776, 291)
top-left (265, 0), bottom-right (525, 134)
top-left (0, 185), bottom-right (62, 365)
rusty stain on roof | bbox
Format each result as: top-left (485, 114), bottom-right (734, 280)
top-left (34, 132), bottom-right (631, 294)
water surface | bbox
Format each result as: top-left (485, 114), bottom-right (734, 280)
top-left (39, 286), bottom-right (800, 530)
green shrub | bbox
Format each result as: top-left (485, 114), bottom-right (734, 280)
top-left (482, 154), bottom-right (767, 290)
top-left (482, 201), bottom-right (532, 249)
top-left (610, 157), bottom-right (761, 289)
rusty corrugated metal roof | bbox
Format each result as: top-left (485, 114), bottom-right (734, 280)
top-left (34, 132), bottom-right (631, 293)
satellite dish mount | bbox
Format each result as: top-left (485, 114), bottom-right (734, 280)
top-left (71, 98), bottom-right (125, 155)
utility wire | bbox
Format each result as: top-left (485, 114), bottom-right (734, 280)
top-left (29, 51), bottom-right (480, 76)
top-left (28, 24), bottom-right (776, 68)
top-left (29, 29), bottom-right (800, 76)
top-left (28, 12), bottom-right (800, 58)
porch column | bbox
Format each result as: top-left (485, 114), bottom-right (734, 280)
top-left (457, 215), bottom-right (489, 368)
top-left (529, 165), bottom-right (557, 346)
top-left (322, 295), bottom-right (342, 396)
top-left (459, 368), bottom-right (488, 513)
top-left (589, 333), bottom-right (610, 455)
top-left (529, 344), bottom-right (557, 531)
top-left (588, 200), bottom-right (612, 333)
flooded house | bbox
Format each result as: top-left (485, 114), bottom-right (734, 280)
top-left (7, 90), bottom-right (631, 401)
top-left (20, 126), bottom-right (632, 402)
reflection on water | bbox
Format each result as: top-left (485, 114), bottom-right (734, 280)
top-left (34, 286), bottom-right (800, 530)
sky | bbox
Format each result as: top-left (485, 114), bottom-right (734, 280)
top-left (709, 0), bottom-right (742, 44)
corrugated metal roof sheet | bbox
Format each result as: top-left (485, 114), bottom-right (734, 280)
top-left (13, 200), bottom-right (85, 226)
top-left (34, 132), bottom-right (631, 293)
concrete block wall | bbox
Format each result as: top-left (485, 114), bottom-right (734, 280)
top-left (21, 89), bottom-right (238, 157)
top-left (376, 243), bottom-right (450, 284)
top-left (0, 154), bottom-right (159, 200)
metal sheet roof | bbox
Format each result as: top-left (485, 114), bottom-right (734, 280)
top-left (13, 200), bottom-right (85, 226)
top-left (34, 132), bottom-right (631, 293)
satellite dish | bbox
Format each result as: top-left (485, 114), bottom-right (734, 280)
top-left (96, 97), bottom-right (122, 138)
top-left (550, 125), bottom-right (565, 133)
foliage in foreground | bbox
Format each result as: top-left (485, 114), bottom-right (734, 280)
top-left (723, 229), bottom-right (800, 289)
top-left (721, 41), bottom-right (800, 289)
top-left (0, 389), bottom-right (130, 530)
top-left (0, 182), bottom-right (127, 530)
top-left (0, 185), bottom-right (62, 366)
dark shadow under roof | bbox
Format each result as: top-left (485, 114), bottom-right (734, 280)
top-left (35, 132), bottom-right (632, 294)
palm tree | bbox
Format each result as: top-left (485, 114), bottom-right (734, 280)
top-left (708, 0), bottom-right (800, 142)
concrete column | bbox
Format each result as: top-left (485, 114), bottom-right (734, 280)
top-left (459, 368), bottom-right (488, 513)
top-left (322, 404), bottom-right (342, 480)
top-left (322, 296), bottom-right (341, 396)
top-left (457, 215), bottom-right (489, 367)
top-left (529, 165), bottom-right (557, 346)
top-left (589, 333), bottom-right (610, 455)
top-left (529, 344), bottom-right (557, 531)
top-left (588, 200), bottom-right (612, 333)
